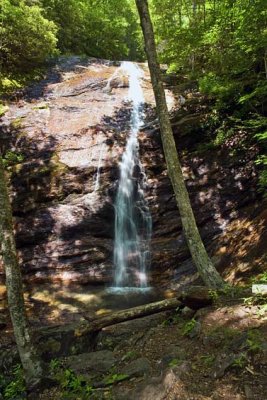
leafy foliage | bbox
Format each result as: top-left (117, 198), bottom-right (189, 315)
top-left (252, 271), bottom-right (267, 284)
top-left (246, 330), bottom-right (264, 353)
top-left (152, 0), bottom-right (267, 80)
top-left (231, 353), bottom-right (247, 369)
top-left (40, 0), bottom-right (143, 60)
top-left (49, 359), bottom-right (94, 399)
top-left (2, 151), bottom-right (24, 167)
top-left (151, 0), bottom-right (267, 192)
top-left (0, 0), bottom-right (58, 75)
top-left (0, 365), bottom-right (26, 400)
top-left (182, 318), bottom-right (197, 336)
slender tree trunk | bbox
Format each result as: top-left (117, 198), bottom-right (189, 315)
top-left (0, 156), bottom-right (44, 387)
top-left (135, 0), bottom-right (225, 289)
top-left (264, 50), bottom-right (267, 80)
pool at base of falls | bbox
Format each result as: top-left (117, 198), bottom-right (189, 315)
top-left (107, 286), bottom-right (153, 295)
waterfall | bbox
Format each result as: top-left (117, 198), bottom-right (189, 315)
top-left (113, 62), bottom-right (152, 288)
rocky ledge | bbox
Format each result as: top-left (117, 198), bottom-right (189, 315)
top-left (0, 56), bottom-right (266, 291)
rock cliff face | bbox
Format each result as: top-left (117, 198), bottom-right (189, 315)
top-left (0, 57), bottom-right (266, 289)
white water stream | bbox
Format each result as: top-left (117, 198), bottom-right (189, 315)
top-left (113, 62), bottom-right (152, 289)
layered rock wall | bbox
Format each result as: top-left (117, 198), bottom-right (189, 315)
top-left (0, 57), bottom-right (265, 289)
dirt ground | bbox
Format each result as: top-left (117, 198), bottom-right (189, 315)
top-left (34, 292), bottom-right (267, 400)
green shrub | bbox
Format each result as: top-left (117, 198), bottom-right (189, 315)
top-left (231, 353), bottom-right (247, 369)
top-left (2, 365), bottom-right (26, 400)
top-left (49, 360), bottom-right (93, 399)
top-left (182, 318), bottom-right (197, 336)
top-left (246, 330), bottom-right (264, 353)
top-left (1, 0), bottom-right (58, 76)
top-left (2, 151), bottom-right (24, 167)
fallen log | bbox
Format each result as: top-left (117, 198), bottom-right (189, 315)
top-left (77, 286), bottom-right (212, 336)
top-left (24, 286), bottom-right (213, 361)
top-left (77, 297), bottom-right (182, 336)
top-left (1, 287), bottom-right (214, 368)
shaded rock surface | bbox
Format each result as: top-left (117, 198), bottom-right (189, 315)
top-left (121, 357), bottom-right (151, 378)
top-left (66, 350), bottom-right (117, 374)
top-left (0, 56), bottom-right (266, 291)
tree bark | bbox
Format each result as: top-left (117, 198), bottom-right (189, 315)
top-left (0, 156), bottom-right (44, 387)
top-left (135, 0), bottom-right (225, 289)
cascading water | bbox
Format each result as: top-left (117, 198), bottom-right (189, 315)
top-left (113, 62), bottom-right (152, 289)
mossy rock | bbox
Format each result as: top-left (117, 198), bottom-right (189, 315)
top-left (0, 104), bottom-right (9, 117)
top-left (51, 153), bottom-right (69, 175)
top-left (10, 117), bottom-right (23, 129)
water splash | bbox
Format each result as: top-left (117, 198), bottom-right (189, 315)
top-left (113, 61), bottom-right (152, 288)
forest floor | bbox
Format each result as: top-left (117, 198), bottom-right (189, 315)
top-left (34, 290), bottom-right (267, 400)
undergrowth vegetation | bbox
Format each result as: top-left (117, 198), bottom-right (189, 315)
top-left (151, 0), bottom-right (267, 193)
top-left (0, 365), bottom-right (26, 399)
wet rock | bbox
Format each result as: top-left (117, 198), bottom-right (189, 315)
top-left (121, 357), bottom-right (151, 378)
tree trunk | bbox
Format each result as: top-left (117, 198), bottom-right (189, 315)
top-left (0, 156), bottom-right (44, 387)
top-left (135, 0), bottom-right (225, 289)
top-left (264, 49), bottom-right (267, 80)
